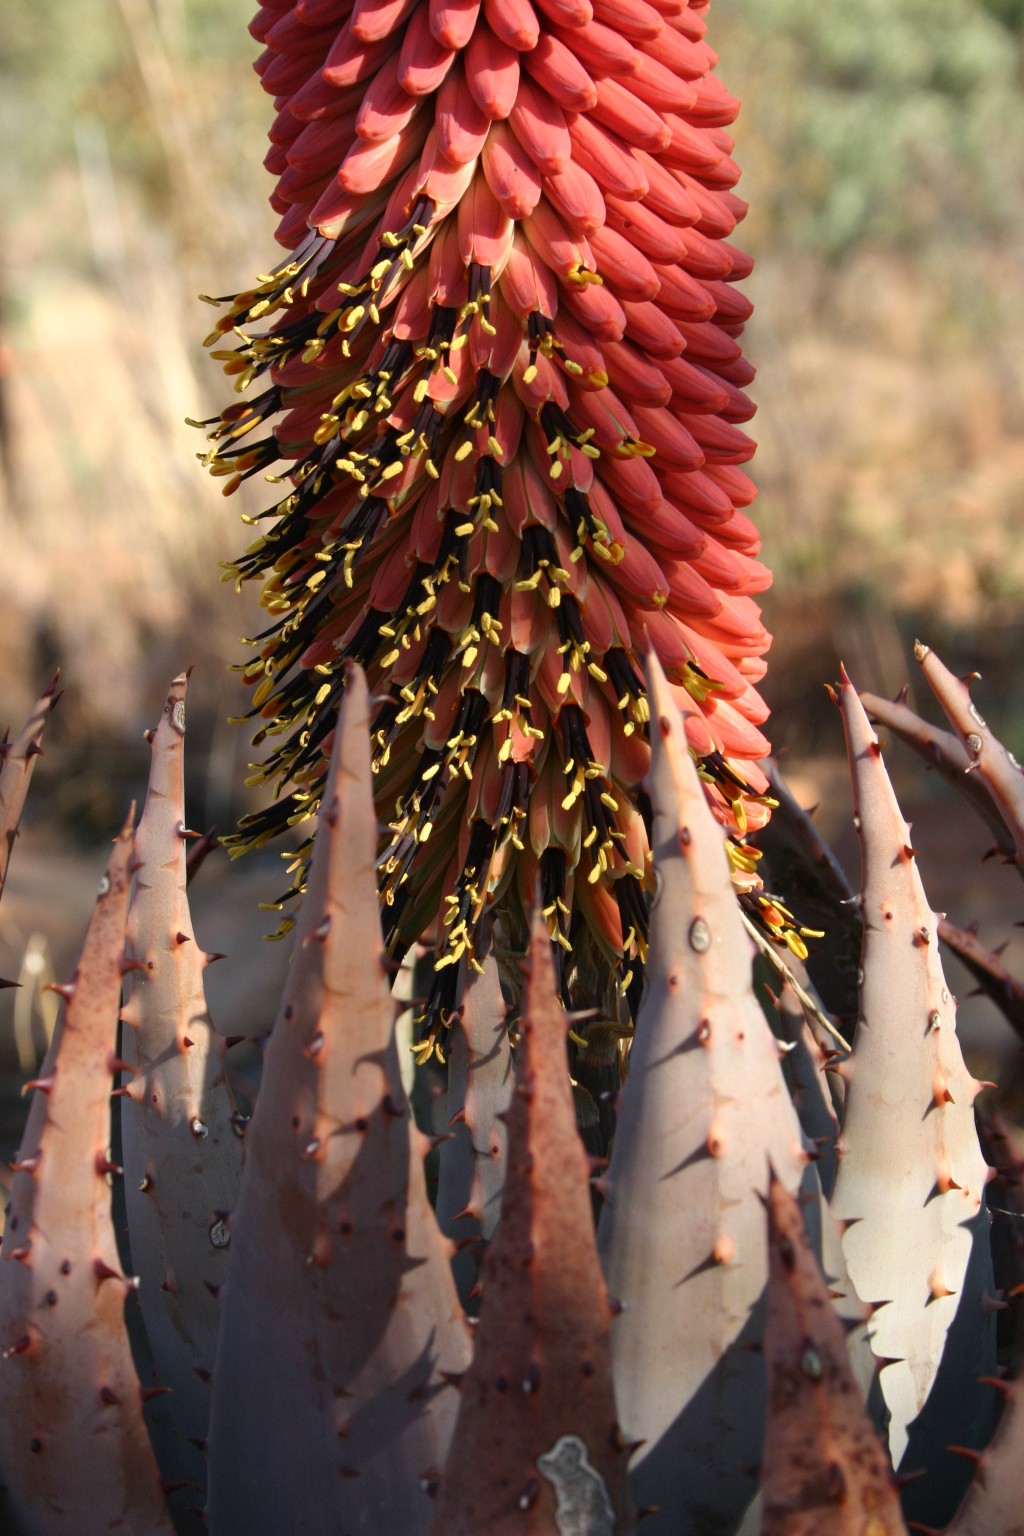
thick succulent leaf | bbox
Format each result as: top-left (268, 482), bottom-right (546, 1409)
top-left (938, 917), bottom-right (1024, 1046)
top-left (759, 1175), bottom-right (908, 1536)
top-left (597, 651), bottom-right (806, 1536)
top-left (975, 1102), bottom-right (1024, 1372)
top-left (770, 978), bottom-right (840, 1198)
top-left (944, 1376), bottom-right (1024, 1536)
top-left (429, 908), bottom-right (635, 1535)
top-left (829, 673), bottom-right (995, 1525)
top-left (815, 1183), bottom-right (880, 1411)
top-left (859, 689), bottom-right (1016, 862)
top-left (0, 816), bottom-right (174, 1535)
top-left (119, 674), bottom-right (243, 1515)
top-left (206, 664), bottom-right (470, 1536)
top-left (0, 673), bottom-right (61, 908)
top-left (756, 760), bottom-right (861, 1026)
top-left (766, 995), bottom-right (876, 1410)
top-left (435, 943), bottom-right (512, 1305)
top-left (914, 641), bottom-right (1024, 870)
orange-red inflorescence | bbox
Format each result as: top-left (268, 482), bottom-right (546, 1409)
top-left (199, 0), bottom-right (797, 1048)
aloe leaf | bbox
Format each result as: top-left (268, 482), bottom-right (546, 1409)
top-left (768, 979), bottom-right (841, 1199)
top-left (944, 1374), bottom-right (1024, 1536)
top-left (761, 988), bottom-right (876, 1411)
top-left (597, 651), bottom-right (807, 1536)
top-left (0, 814), bottom-right (175, 1535)
top-left (914, 641), bottom-right (1024, 870)
top-left (118, 674), bottom-right (243, 1513)
top-left (429, 908), bottom-right (635, 1535)
top-left (859, 688), bottom-right (1016, 863)
top-left (0, 673), bottom-right (61, 909)
top-left (829, 672), bottom-right (996, 1525)
top-left (975, 1102), bottom-right (1024, 1371)
top-left (435, 942), bottom-right (512, 1305)
top-left (937, 917), bottom-right (1024, 1046)
top-left (816, 1183), bottom-right (881, 1411)
top-left (206, 664), bottom-right (470, 1536)
top-left (183, 827), bottom-right (219, 888)
top-left (759, 1174), bottom-right (909, 1536)
top-left (757, 760), bottom-right (861, 1025)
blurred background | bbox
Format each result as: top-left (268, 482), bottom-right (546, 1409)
top-left (1, 0), bottom-right (1024, 1095)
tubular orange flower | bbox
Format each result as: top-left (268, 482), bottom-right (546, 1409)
top-left (198, 0), bottom-right (795, 1049)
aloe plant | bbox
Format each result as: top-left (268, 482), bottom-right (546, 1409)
top-left (4, 0), bottom-right (1024, 1532)
top-left (2, 635), bottom-right (1024, 1533)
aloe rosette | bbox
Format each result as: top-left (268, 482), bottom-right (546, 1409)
top-left (199, 0), bottom-right (799, 1047)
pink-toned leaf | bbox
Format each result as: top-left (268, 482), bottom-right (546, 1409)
top-left (937, 917), bottom-right (1024, 1047)
top-left (206, 665), bottom-right (470, 1536)
top-left (0, 673), bottom-right (61, 908)
top-left (914, 641), bottom-right (1024, 870)
top-left (859, 689), bottom-right (1015, 863)
top-left (830, 671), bottom-right (996, 1526)
top-left (771, 979), bottom-right (839, 1182)
top-left (760, 1174), bottom-right (908, 1536)
top-left (974, 1101), bottom-right (1024, 1373)
top-left (119, 674), bottom-right (243, 1510)
top-left (435, 942), bottom-right (512, 1305)
top-left (0, 814), bottom-right (174, 1534)
top-left (944, 1375), bottom-right (1024, 1536)
top-left (765, 983), bottom-right (876, 1410)
top-left (429, 907), bottom-right (635, 1535)
top-left (597, 650), bottom-right (807, 1536)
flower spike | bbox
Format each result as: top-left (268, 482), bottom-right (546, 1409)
top-left (201, 0), bottom-right (795, 1036)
